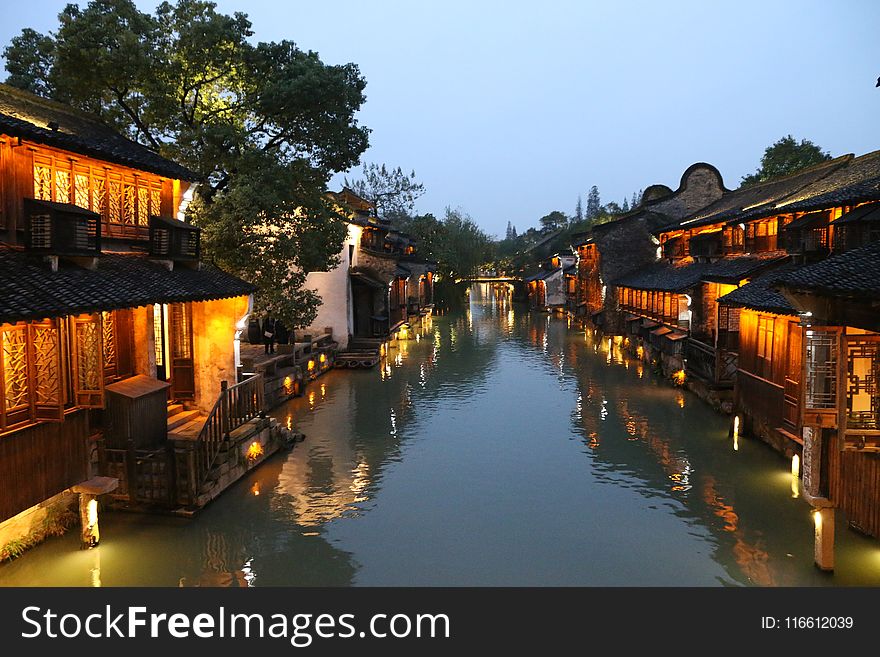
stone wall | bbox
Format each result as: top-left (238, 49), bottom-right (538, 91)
top-left (191, 295), bottom-right (251, 413)
top-left (0, 490), bottom-right (78, 561)
top-left (646, 164), bottom-right (725, 219)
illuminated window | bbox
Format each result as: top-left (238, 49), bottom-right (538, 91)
top-left (756, 316), bottom-right (774, 379)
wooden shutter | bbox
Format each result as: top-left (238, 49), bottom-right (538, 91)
top-left (29, 319), bottom-right (63, 422)
top-left (0, 323), bottom-right (31, 428)
top-left (71, 313), bottom-right (104, 407)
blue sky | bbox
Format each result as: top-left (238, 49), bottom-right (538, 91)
top-left (2, 1), bottom-right (879, 237)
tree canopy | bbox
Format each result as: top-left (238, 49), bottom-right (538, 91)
top-left (343, 162), bottom-right (425, 220)
top-left (740, 135), bottom-right (831, 187)
top-left (4, 0), bottom-right (370, 328)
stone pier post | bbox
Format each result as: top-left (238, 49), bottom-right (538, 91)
top-left (813, 507), bottom-right (834, 572)
top-left (71, 476), bottom-right (118, 549)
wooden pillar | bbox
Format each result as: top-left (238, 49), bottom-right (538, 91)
top-left (813, 507), bottom-right (834, 571)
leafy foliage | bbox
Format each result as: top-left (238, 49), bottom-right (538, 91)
top-left (740, 135), bottom-right (831, 187)
top-left (4, 0), bottom-right (370, 328)
top-left (539, 210), bottom-right (568, 232)
top-left (392, 208), bottom-right (492, 282)
top-left (344, 162), bottom-right (425, 220)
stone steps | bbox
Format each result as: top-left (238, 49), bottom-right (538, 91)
top-left (167, 409), bottom-right (201, 431)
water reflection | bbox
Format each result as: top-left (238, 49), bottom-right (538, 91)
top-left (3, 283), bottom-right (880, 586)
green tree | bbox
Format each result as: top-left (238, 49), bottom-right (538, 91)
top-left (539, 210), bottom-right (567, 232)
top-left (574, 195), bottom-right (583, 223)
top-left (344, 162), bottom-right (425, 219)
top-left (586, 185), bottom-right (601, 220)
top-left (740, 135), bottom-right (831, 187)
top-left (4, 0), bottom-right (369, 328)
top-left (435, 207), bottom-right (492, 281)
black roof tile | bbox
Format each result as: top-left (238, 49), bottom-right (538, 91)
top-left (0, 244), bottom-right (253, 323)
top-left (666, 156), bottom-right (850, 233)
top-left (772, 150), bottom-right (880, 214)
top-left (0, 84), bottom-right (198, 181)
top-left (774, 241), bottom-right (880, 297)
top-left (702, 252), bottom-right (790, 283)
top-left (716, 264), bottom-right (801, 315)
top-left (613, 259), bottom-right (711, 292)
top-left (615, 252), bottom-right (789, 290)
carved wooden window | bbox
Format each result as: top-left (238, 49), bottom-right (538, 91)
top-left (31, 151), bottom-right (167, 237)
top-left (92, 177), bottom-right (107, 217)
top-left (170, 303), bottom-right (192, 360)
top-left (150, 188), bottom-right (161, 216)
top-left (34, 163), bottom-right (52, 201)
top-left (70, 313), bottom-right (104, 408)
top-left (805, 329), bottom-right (837, 410)
top-left (55, 169), bottom-right (71, 203)
top-left (0, 320), bottom-right (63, 432)
top-left (137, 185), bottom-right (149, 226)
top-left (101, 309), bottom-right (134, 383)
top-left (846, 338), bottom-right (879, 430)
top-left (109, 178), bottom-right (123, 223)
top-left (123, 183), bottom-right (136, 225)
top-left (74, 172), bottom-right (90, 209)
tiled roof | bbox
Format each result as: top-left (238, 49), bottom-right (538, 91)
top-left (0, 83), bottom-right (198, 181)
top-left (774, 241), bottom-right (880, 297)
top-left (615, 252), bottom-right (789, 290)
top-left (834, 203), bottom-right (880, 225)
top-left (772, 150), bottom-right (880, 214)
top-left (0, 244), bottom-right (253, 323)
top-left (701, 252), bottom-right (790, 283)
top-left (716, 264), bottom-right (800, 315)
top-left (666, 156), bottom-right (850, 233)
top-left (613, 259), bottom-right (711, 292)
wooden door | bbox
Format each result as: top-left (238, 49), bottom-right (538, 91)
top-left (169, 302), bottom-right (195, 400)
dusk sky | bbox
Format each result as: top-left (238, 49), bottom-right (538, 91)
top-left (2, 1), bottom-right (878, 237)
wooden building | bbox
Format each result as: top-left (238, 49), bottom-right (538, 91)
top-left (0, 84), bottom-right (277, 555)
top-left (571, 163), bottom-right (726, 333)
top-left (774, 242), bottom-right (880, 553)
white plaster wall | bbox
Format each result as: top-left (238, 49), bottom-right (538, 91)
top-left (302, 223), bottom-right (361, 349)
top-left (546, 269), bottom-right (567, 307)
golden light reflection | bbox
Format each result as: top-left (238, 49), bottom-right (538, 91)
top-left (636, 346), bottom-right (644, 359)
top-left (246, 441), bottom-right (264, 462)
top-left (286, 414), bottom-right (292, 431)
top-left (320, 383), bottom-right (326, 398)
top-left (283, 375), bottom-right (293, 396)
top-left (791, 454), bottom-right (800, 499)
top-left (732, 415), bottom-right (740, 452)
top-left (251, 481), bottom-right (260, 496)
top-left (676, 393), bottom-right (685, 408)
top-left (702, 476), bottom-right (774, 585)
top-left (91, 549), bottom-right (101, 588)
top-left (308, 390), bottom-right (316, 407)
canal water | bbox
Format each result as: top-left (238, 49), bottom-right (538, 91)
top-left (2, 284), bottom-right (879, 586)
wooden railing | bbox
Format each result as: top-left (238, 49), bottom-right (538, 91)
top-left (685, 338), bottom-right (737, 386)
top-left (196, 374), bottom-right (265, 489)
top-left (738, 370), bottom-right (785, 430)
